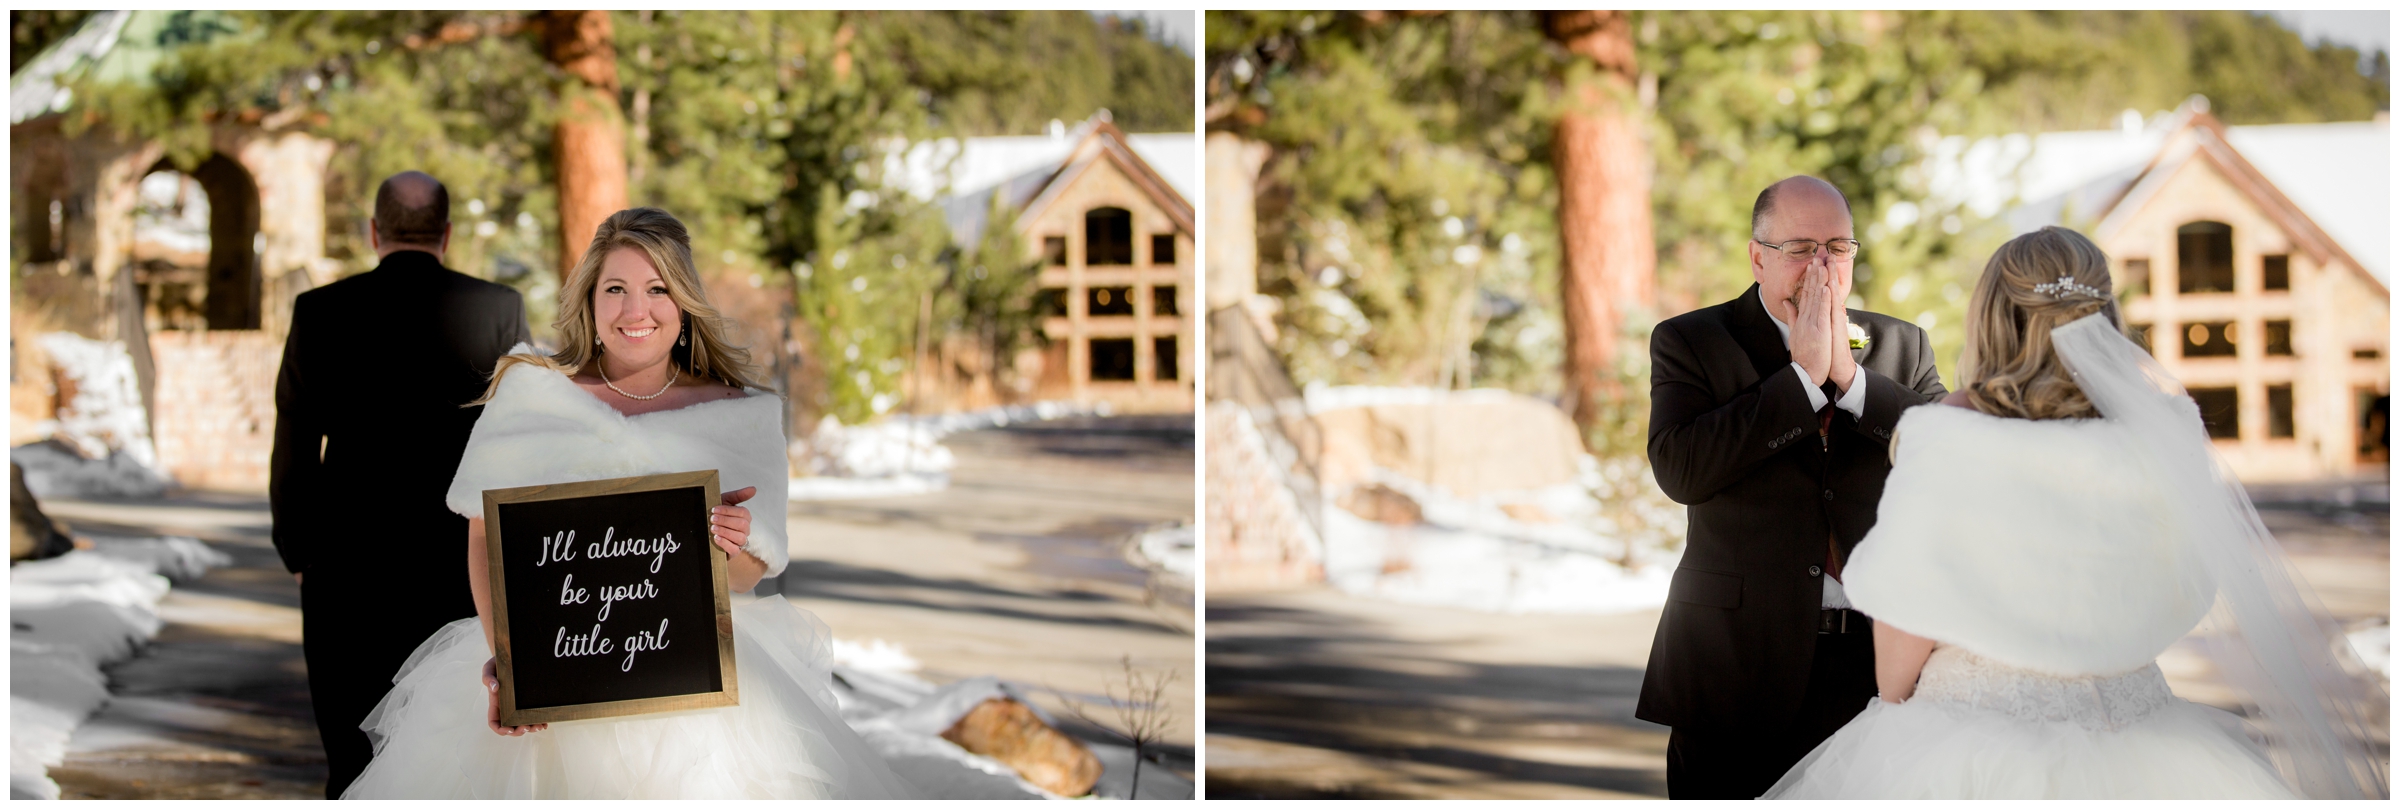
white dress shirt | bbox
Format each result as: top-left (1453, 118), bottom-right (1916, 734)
top-left (1759, 289), bottom-right (1864, 609)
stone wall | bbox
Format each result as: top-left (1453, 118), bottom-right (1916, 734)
top-left (149, 331), bottom-right (280, 492)
top-left (1204, 402), bottom-right (1322, 589)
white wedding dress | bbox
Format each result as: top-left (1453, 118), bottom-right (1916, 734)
top-left (1762, 405), bottom-right (2299, 799)
top-left (341, 355), bottom-right (916, 799)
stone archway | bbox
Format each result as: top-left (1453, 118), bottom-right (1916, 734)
top-left (135, 153), bottom-right (264, 332)
top-left (189, 154), bottom-right (262, 330)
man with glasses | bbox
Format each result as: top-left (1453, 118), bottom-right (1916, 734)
top-left (1636, 176), bottom-right (1948, 798)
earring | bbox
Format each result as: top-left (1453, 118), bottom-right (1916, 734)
top-left (679, 331), bottom-right (688, 348)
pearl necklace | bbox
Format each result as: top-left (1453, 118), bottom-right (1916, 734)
top-left (599, 362), bottom-right (679, 401)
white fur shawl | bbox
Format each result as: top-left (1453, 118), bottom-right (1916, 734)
top-left (1841, 405), bottom-right (2216, 677)
top-left (445, 346), bottom-right (792, 577)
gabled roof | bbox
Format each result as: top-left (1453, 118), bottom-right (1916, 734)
top-left (1010, 117), bottom-right (1194, 237)
top-left (926, 115), bottom-right (1195, 247)
top-left (2091, 106), bottom-right (2385, 296)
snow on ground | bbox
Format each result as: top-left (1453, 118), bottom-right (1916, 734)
top-left (9, 537), bottom-right (228, 799)
top-left (1301, 385), bottom-right (1686, 616)
top-left (1132, 523), bottom-right (1196, 580)
top-left (2346, 621), bottom-right (2390, 680)
top-left (1313, 467), bottom-right (1684, 616)
top-left (832, 637), bottom-right (924, 676)
top-left (1321, 507), bottom-right (1678, 616)
top-left (13, 333), bottom-right (173, 500)
top-left (820, 634), bottom-right (1189, 799)
top-left (789, 402), bottom-right (1106, 501)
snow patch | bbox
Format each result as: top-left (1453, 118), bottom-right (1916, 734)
top-left (2346, 621), bottom-right (2390, 679)
top-left (9, 540), bottom-right (228, 799)
top-left (14, 333), bottom-right (173, 499)
top-left (832, 637), bottom-right (923, 676)
top-left (1301, 386), bottom-right (1686, 616)
top-left (1132, 523), bottom-right (1196, 580)
top-left (789, 401), bottom-right (1105, 501)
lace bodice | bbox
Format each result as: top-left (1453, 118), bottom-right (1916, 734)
top-left (1912, 645), bottom-right (2176, 733)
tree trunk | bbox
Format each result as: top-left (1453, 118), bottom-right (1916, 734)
top-left (1543, 10), bottom-right (1654, 445)
top-left (542, 10), bottom-right (629, 280)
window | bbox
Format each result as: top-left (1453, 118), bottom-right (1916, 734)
top-left (2268, 385), bottom-right (2295, 439)
top-left (1042, 236), bottom-right (1067, 266)
top-left (2265, 320), bottom-right (2292, 356)
top-left (1088, 286), bottom-right (1134, 316)
top-left (2262, 254), bottom-right (2289, 291)
top-left (2176, 221), bottom-right (2234, 294)
top-left (1153, 285), bottom-right (1178, 316)
top-left (1151, 234), bottom-right (1177, 266)
top-left (1085, 208), bottom-right (1133, 266)
top-left (2190, 387), bottom-right (2240, 439)
top-left (2183, 321), bottom-right (2236, 357)
top-left (1090, 339), bottom-right (1136, 381)
top-left (1154, 336), bottom-right (1178, 381)
top-left (2121, 259), bottom-right (2149, 297)
top-left (2360, 389), bottom-right (2389, 460)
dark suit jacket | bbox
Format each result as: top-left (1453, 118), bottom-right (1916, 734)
top-left (1636, 283), bottom-right (1946, 730)
top-left (269, 250), bottom-right (528, 588)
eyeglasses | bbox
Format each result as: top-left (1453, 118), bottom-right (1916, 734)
top-left (1755, 238), bottom-right (1861, 260)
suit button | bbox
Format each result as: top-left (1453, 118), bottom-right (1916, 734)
top-left (1809, 565), bottom-right (1823, 576)
top-left (1823, 489), bottom-right (1835, 501)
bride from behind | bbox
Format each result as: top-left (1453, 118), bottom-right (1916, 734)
top-left (1765, 226), bottom-right (2387, 799)
top-left (343, 208), bottom-right (914, 798)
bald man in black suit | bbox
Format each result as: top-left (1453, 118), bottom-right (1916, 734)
top-left (1638, 176), bottom-right (1948, 798)
top-left (270, 172), bottom-right (530, 797)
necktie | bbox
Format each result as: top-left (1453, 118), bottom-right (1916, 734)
top-left (1820, 381), bottom-right (1842, 581)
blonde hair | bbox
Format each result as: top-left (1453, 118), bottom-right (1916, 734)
top-left (474, 207), bottom-right (767, 404)
top-left (1958, 225), bottom-right (2124, 421)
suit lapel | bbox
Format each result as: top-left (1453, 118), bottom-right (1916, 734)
top-left (1729, 284), bottom-right (1793, 382)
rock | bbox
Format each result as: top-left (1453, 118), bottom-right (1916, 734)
top-left (1336, 483), bottom-right (1423, 525)
top-left (1313, 392), bottom-right (1583, 500)
top-left (938, 697), bottom-right (1101, 798)
top-left (11, 462), bottom-right (76, 563)
top-left (1499, 502), bottom-right (1558, 524)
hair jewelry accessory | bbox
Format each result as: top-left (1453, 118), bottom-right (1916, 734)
top-left (2033, 275), bottom-right (2105, 300)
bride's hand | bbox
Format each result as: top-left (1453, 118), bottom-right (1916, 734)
top-left (484, 658), bottom-right (548, 737)
top-left (710, 487), bottom-right (756, 555)
top-left (713, 487), bottom-right (766, 593)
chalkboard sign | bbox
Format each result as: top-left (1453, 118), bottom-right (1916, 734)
top-left (483, 470), bottom-right (737, 726)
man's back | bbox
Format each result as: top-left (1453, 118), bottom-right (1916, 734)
top-left (271, 250), bottom-right (528, 574)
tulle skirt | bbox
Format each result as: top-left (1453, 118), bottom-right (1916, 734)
top-left (1762, 696), bottom-right (2298, 799)
top-left (342, 594), bottom-right (917, 799)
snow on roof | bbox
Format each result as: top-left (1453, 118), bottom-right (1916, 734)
top-left (1939, 110), bottom-right (2390, 284)
top-left (890, 122), bottom-right (1197, 246)
top-left (2225, 121), bottom-right (2389, 284)
top-left (10, 10), bottom-right (131, 124)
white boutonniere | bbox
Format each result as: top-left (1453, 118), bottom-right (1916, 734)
top-left (1848, 323), bottom-right (1870, 350)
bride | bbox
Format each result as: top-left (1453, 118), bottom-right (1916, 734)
top-left (1764, 226), bottom-right (2387, 799)
top-left (342, 208), bottom-right (915, 798)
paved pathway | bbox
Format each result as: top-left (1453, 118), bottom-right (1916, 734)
top-left (31, 414), bottom-right (1197, 798)
top-left (1204, 480), bottom-right (2389, 799)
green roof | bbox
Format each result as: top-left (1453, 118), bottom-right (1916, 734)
top-left (12, 10), bottom-right (244, 125)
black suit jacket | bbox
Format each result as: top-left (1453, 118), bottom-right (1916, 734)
top-left (1636, 283), bottom-right (1946, 730)
top-left (269, 250), bottom-right (528, 586)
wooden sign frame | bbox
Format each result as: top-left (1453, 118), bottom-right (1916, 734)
top-left (483, 470), bottom-right (738, 726)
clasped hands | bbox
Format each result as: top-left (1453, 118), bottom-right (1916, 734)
top-left (1789, 260), bottom-right (1858, 394)
top-left (483, 486), bottom-right (761, 737)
